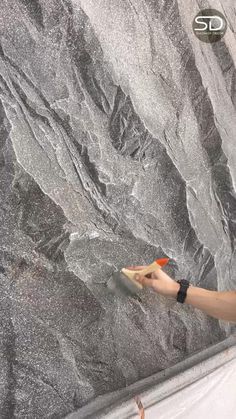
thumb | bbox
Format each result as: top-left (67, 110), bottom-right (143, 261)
top-left (134, 273), bottom-right (156, 289)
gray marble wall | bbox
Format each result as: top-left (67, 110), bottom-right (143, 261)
top-left (0, 0), bottom-right (235, 417)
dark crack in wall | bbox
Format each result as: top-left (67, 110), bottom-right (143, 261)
top-left (0, 0), bottom-right (235, 417)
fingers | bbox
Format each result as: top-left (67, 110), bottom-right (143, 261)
top-left (134, 274), bottom-right (156, 289)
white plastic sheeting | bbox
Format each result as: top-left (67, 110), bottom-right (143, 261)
top-left (142, 357), bottom-right (236, 419)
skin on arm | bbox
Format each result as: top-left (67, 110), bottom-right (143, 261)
top-left (128, 265), bottom-right (236, 323)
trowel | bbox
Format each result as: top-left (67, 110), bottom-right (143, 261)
top-left (107, 258), bottom-right (169, 297)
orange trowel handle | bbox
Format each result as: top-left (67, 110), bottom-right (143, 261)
top-left (155, 258), bottom-right (169, 268)
top-left (121, 258), bottom-right (169, 284)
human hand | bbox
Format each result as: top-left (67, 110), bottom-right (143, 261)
top-left (126, 265), bottom-right (179, 298)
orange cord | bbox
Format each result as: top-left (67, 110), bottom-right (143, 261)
top-left (134, 396), bottom-right (145, 419)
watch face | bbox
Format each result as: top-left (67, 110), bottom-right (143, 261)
top-left (178, 279), bottom-right (189, 285)
top-left (177, 279), bottom-right (190, 304)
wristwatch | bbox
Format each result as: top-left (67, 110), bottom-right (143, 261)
top-left (177, 279), bottom-right (190, 303)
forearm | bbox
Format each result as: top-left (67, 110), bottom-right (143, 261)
top-left (171, 283), bottom-right (236, 322)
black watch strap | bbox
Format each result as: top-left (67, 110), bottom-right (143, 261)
top-left (177, 279), bottom-right (190, 303)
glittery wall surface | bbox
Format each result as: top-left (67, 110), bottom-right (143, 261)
top-left (0, 1), bottom-right (235, 417)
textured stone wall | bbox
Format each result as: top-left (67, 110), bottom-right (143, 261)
top-left (0, 0), bottom-right (235, 417)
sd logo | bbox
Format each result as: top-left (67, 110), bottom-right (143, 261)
top-left (193, 9), bottom-right (227, 43)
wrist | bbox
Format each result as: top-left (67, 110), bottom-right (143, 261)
top-left (166, 281), bottom-right (180, 298)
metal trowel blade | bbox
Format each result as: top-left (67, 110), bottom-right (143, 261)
top-left (107, 271), bottom-right (142, 298)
